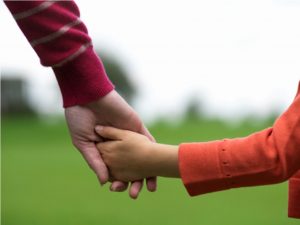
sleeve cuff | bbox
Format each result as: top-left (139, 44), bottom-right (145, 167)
top-left (178, 141), bottom-right (231, 196)
top-left (53, 46), bottom-right (114, 107)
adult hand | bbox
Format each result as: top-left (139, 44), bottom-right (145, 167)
top-left (64, 90), bottom-right (156, 198)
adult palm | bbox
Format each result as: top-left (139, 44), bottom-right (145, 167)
top-left (64, 90), bottom-right (156, 198)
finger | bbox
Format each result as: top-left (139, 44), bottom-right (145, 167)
top-left (146, 177), bottom-right (157, 192)
top-left (110, 181), bottom-right (129, 192)
top-left (78, 142), bottom-right (109, 185)
top-left (139, 125), bottom-right (158, 192)
top-left (129, 180), bottom-right (144, 199)
top-left (139, 124), bottom-right (156, 142)
top-left (95, 126), bottom-right (127, 140)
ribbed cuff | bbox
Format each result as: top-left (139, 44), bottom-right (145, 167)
top-left (53, 46), bottom-right (114, 107)
top-left (178, 141), bottom-right (228, 196)
top-left (288, 176), bottom-right (300, 219)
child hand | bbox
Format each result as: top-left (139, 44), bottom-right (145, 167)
top-left (95, 126), bottom-right (156, 182)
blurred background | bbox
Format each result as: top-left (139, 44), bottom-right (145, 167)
top-left (1, 0), bottom-right (300, 225)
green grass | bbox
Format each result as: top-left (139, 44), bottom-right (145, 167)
top-left (2, 116), bottom-right (299, 225)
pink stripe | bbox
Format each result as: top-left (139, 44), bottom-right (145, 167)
top-left (13, 2), bottom-right (54, 20)
top-left (4, 1), bottom-right (44, 14)
top-left (33, 23), bottom-right (90, 66)
top-left (52, 42), bottom-right (91, 67)
top-left (15, 2), bottom-right (80, 41)
top-left (30, 18), bottom-right (82, 47)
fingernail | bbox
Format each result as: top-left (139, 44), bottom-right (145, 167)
top-left (98, 177), bottom-right (106, 186)
top-left (111, 185), bottom-right (124, 192)
top-left (95, 125), bottom-right (103, 132)
top-left (131, 195), bottom-right (138, 200)
top-left (110, 186), bottom-right (116, 191)
top-left (115, 186), bottom-right (123, 192)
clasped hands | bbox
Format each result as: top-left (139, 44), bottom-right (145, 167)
top-left (65, 90), bottom-right (178, 199)
top-left (95, 125), bottom-right (179, 183)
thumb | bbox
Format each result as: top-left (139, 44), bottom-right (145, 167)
top-left (95, 126), bottom-right (126, 140)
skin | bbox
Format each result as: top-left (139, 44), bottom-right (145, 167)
top-left (95, 126), bottom-right (180, 182)
top-left (64, 90), bottom-right (157, 199)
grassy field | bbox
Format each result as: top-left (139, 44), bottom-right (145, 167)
top-left (2, 116), bottom-right (299, 225)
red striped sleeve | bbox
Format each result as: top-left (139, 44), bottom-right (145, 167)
top-left (4, 1), bottom-right (114, 107)
top-left (10, 2), bottom-right (80, 43)
top-left (4, 1), bottom-right (46, 14)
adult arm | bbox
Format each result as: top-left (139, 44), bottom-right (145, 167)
top-left (4, 0), bottom-right (113, 106)
top-left (4, 1), bottom-right (156, 197)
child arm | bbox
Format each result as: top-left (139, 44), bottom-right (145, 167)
top-left (179, 83), bottom-right (300, 196)
top-left (95, 83), bottom-right (300, 218)
top-left (179, 82), bottom-right (300, 219)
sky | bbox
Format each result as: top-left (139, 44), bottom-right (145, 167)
top-left (1, 0), bottom-right (300, 122)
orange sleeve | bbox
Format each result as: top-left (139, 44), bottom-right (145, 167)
top-left (288, 170), bottom-right (300, 218)
top-left (178, 82), bottom-right (300, 218)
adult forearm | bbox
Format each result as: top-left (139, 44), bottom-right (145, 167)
top-left (5, 1), bottom-right (114, 107)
